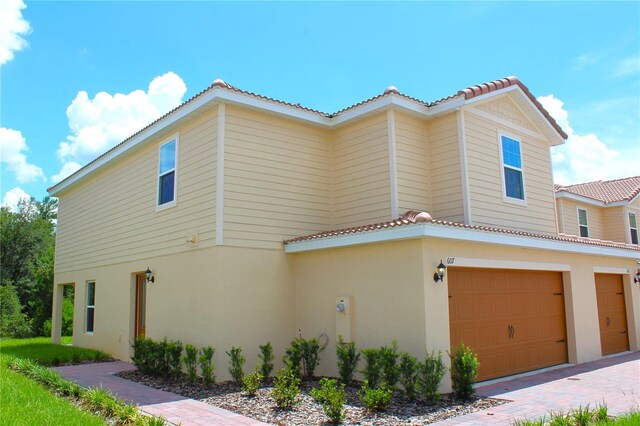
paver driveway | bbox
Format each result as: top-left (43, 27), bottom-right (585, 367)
top-left (55, 351), bottom-right (639, 426)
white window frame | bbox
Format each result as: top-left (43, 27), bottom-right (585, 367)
top-left (498, 132), bottom-right (526, 206)
top-left (85, 281), bottom-right (95, 335)
top-left (156, 134), bottom-right (179, 211)
top-left (577, 208), bottom-right (589, 238)
top-left (629, 211), bottom-right (638, 245)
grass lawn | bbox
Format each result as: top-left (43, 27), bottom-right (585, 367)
top-left (0, 337), bottom-right (108, 425)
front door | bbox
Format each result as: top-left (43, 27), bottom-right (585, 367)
top-left (135, 274), bottom-right (146, 338)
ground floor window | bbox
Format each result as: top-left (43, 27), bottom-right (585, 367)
top-left (86, 281), bottom-right (95, 333)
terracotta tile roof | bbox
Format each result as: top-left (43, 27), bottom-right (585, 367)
top-left (283, 210), bottom-right (640, 253)
top-left (49, 76), bottom-right (566, 192)
top-left (555, 176), bottom-right (640, 204)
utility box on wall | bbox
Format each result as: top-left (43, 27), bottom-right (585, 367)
top-left (336, 296), bottom-right (352, 342)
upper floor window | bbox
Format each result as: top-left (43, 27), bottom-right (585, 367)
top-left (158, 138), bottom-right (177, 207)
top-left (500, 135), bottom-right (525, 201)
top-left (630, 212), bottom-right (638, 245)
top-left (86, 281), bottom-right (95, 333)
top-left (578, 208), bottom-right (589, 238)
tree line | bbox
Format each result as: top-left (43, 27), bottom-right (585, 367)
top-left (0, 197), bottom-right (72, 338)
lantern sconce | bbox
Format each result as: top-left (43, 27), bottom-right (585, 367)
top-left (634, 269), bottom-right (640, 284)
top-left (145, 267), bottom-right (155, 284)
top-left (433, 260), bottom-right (447, 283)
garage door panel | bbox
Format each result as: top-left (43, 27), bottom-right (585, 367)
top-left (595, 274), bottom-right (629, 356)
top-left (449, 267), bottom-right (568, 382)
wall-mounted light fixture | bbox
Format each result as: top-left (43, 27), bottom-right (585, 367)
top-left (433, 260), bottom-right (447, 283)
top-left (145, 267), bottom-right (155, 284)
top-left (634, 269), bottom-right (640, 284)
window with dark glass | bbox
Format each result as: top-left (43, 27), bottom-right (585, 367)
top-left (86, 281), bottom-right (95, 333)
top-left (629, 212), bottom-right (638, 245)
top-left (501, 136), bottom-right (525, 201)
top-left (158, 140), bottom-right (176, 205)
top-left (578, 208), bottom-right (589, 238)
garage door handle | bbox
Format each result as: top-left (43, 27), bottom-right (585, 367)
top-left (508, 325), bottom-right (513, 339)
top-left (606, 317), bottom-right (610, 327)
top-left (621, 331), bottom-right (627, 335)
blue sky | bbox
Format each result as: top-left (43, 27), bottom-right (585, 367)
top-left (1, 1), bottom-right (639, 207)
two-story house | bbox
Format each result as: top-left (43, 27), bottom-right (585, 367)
top-left (555, 176), bottom-right (640, 245)
top-left (48, 77), bottom-right (640, 386)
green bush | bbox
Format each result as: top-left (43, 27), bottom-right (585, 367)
top-left (358, 379), bottom-right (393, 411)
top-left (199, 346), bottom-right (216, 387)
top-left (0, 283), bottom-right (32, 338)
top-left (167, 340), bottom-right (183, 379)
top-left (417, 350), bottom-right (447, 403)
top-left (183, 344), bottom-right (198, 383)
top-left (360, 348), bottom-right (382, 388)
top-left (131, 337), bottom-right (154, 375)
top-left (310, 378), bottom-right (347, 423)
top-left (226, 346), bottom-right (246, 386)
top-left (242, 370), bottom-right (264, 396)
top-left (301, 337), bottom-right (322, 377)
top-left (336, 336), bottom-right (360, 385)
top-left (399, 353), bottom-right (418, 400)
top-left (449, 342), bottom-right (479, 401)
top-left (258, 342), bottom-right (274, 381)
top-left (283, 339), bottom-right (303, 378)
top-left (271, 368), bottom-right (301, 409)
top-left (379, 341), bottom-right (400, 387)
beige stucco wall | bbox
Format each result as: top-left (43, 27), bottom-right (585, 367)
top-left (464, 97), bottom-right (557, 235)
top-left (54, 246), bottom-right (296, 381)
top-left (291, 234), bottom-right (639, 391)
top-left (55, 108), bottom-right (219, 273)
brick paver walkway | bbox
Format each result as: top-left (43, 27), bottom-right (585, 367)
top-left (432, 351), bottom-right (640, 425)
top-left (54, 361), bottom-right (269, 426)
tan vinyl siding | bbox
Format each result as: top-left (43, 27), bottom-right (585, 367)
top-left (557, 199), bottom-right (604, 239)
top-left (332, 113), bottom-right (391, 228)
top-left (602, 206), bottom-right (627, 243)
top-left (464, 108), bottom-right (557, 235)
top-left (224, 106), bottom-right (331, 249)
top-left (427, 114), bottom-right (463, 222)
top-left (55, 109), bottom-right (218, 273)
top-left (395, 112), bottom-right (431, 214)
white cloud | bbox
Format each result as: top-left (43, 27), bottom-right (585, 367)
top-left (53, 72), bottom-right (187, 183)
top-left (0, 0), bottom-right (31, 66)
top-left (0, 127), bottom-right (45, 183)
top-left (574, 53), bottom-right (599, 70)
top-left (51, 161), bottom-right (82, 184)
top-left (539, 95), bottom-right (638, 185)
top-left (613, 56), bottom-right (640, 78)
top-left (2, 187), bottom-right (31, 211)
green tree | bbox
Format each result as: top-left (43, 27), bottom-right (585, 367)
top-left (0, 197), bottom-right (58, 336)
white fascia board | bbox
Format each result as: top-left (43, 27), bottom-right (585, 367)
top-left (284, 223), bottom-right (640, 260)
top-left (426, 97), bottom-right (465, 116)
top-left (331, 95), bottom-right (429, 126)
top-left (554, 191), bottom-right (632, 208)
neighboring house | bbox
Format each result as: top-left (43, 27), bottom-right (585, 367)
top-left (555, 176), bottom-right (640, 245)
top-left (48, 77), bottom-right (640, 387)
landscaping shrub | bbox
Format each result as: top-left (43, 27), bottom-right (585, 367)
top-left (167, 340), bottom-right (183, 379)
top-left (417, 350), bottom-right (447, 403)
top-left (399, 353), bottom-right (418, 400)
top-left (0, 283), bottom-right (32, 338)
top-left (156, 338), bottom-right (171, 378)
top-left (300, 337), bottom-right (322, 377)
top-left (271, 367), bottom-right (301, 409)
top-left (358, 379), bottom-right (393, 411)
top-left (310, 378), bottom-right (347, 423)
top-left (360, 348), bottom-right (382, 388)
top-left (183, 344), bottom-right (198, 383)
top-left (283, 339), bottom-right (303, 378)
top-left (449, 342), bottom-right (479, 401)
top-left (199, 346), bottom-right (216, 387)
top-left (242, 370), bottom-right (264, 396)
top-left (131, 337), bottom-right (154, 375)
top-left (258, 342), bottom-right (274, 381)
top-left (379, 341), bottom-right (400, 387)
top-left (336, 336), bottom-right (360, 385)
top-left (226, 346), bottom-right (246, 386)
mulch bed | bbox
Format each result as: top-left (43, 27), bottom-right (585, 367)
top-left (117, 370), bottom-right (508, 425)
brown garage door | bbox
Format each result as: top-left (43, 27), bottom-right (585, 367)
top-left (595, 274), bottom-right (629, 356)
top-left (449, 268), bottom-right (568, 382)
